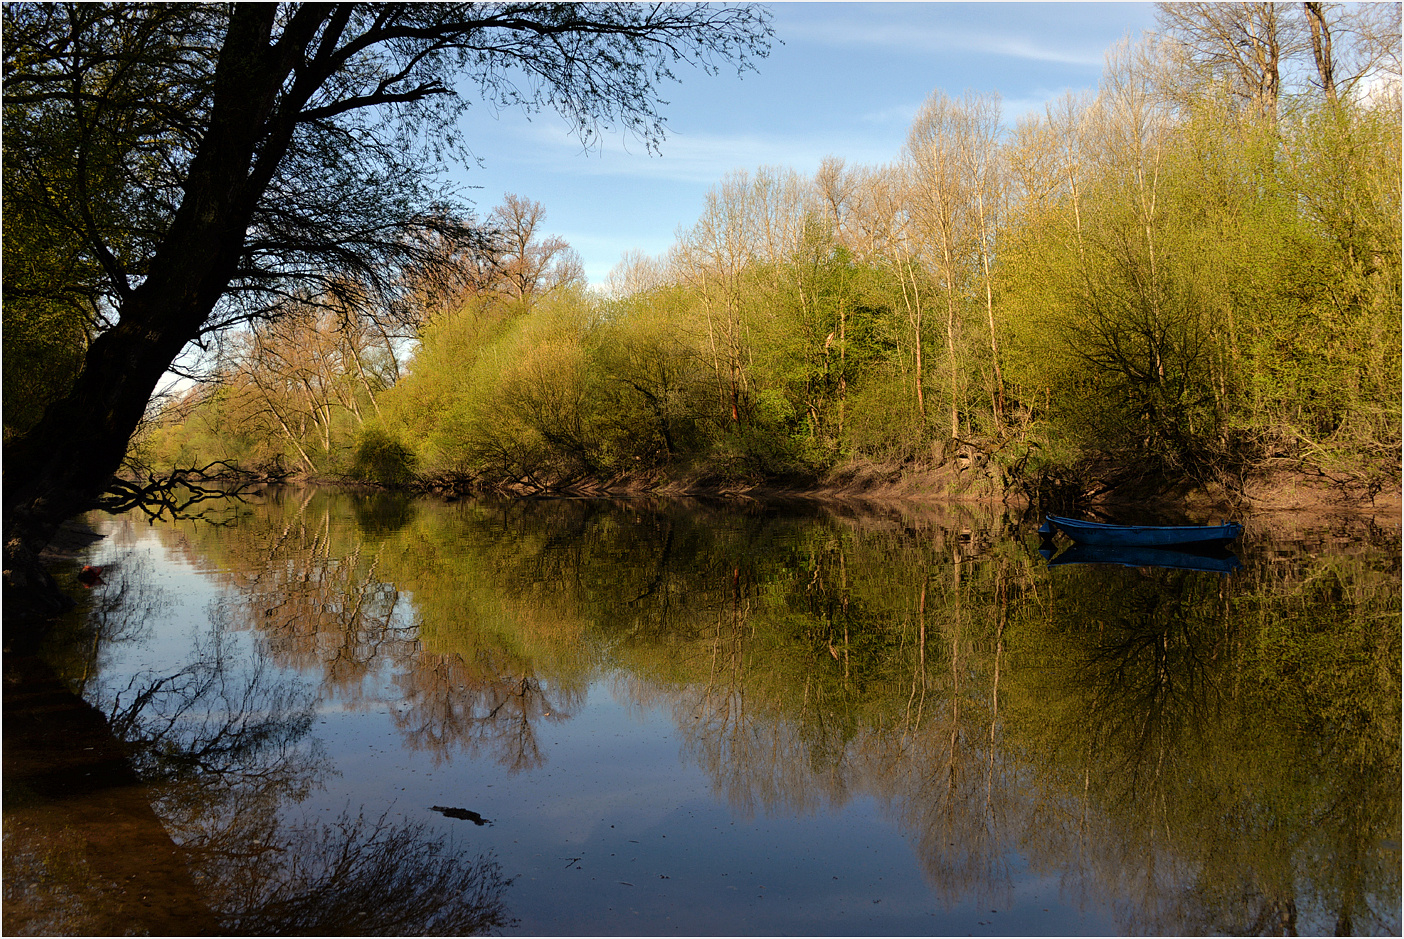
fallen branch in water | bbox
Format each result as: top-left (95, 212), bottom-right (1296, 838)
top-left (93, 461), bottom-right (278, 524)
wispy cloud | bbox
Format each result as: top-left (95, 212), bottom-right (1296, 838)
top-left (859, 102), bottom-right (921, 126)
top-left (506, 121), bottom-right (901, 184)
top-left (787, 18), bottom-right (1109, 69)
top-left (1000, 87), bottom-right (1087, 123)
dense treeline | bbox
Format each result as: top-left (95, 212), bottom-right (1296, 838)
top-left (144, 10), bottom-right (1401, 498)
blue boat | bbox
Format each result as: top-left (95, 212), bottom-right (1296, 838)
top-left (1039, 514), bottom-right (1242, 547)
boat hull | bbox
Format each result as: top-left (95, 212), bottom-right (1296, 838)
top-left (1043, 514), bottom-right (1242, 547)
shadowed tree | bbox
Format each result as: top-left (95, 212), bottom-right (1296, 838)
top-left (1, 2), bottom-right (773, 618)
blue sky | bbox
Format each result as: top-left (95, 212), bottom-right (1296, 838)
top-left (449, 2), bottom-right (1160, 286)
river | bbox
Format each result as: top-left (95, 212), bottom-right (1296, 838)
top-left (5, 487), bottom-right (1400, 935)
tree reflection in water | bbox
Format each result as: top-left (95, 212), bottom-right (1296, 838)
top-left (203, 807), bottom-right (514, 936)
top-left (166, 490), bottom-right (586, 775)
top-left (35, 547), bottom-right (164, 697)
top-left (85, 492), bottom-right (1398, 935)
top-left (83, 562), bottom-right (516, 935)
top-left (391, 650), bottom-right (578, 773)
top-left (1010, 549), bottom-right (1400, 936)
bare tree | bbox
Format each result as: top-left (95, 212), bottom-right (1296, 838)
top-left (1046, 91), bottom-right (1099, 267)
top-left (1304, 2), bottom-right (1340, 103)
top-left (813, 155), bottom-right (859, 248)
top-left (605, 248), bottom-right (671, 297)
top-left (1004, 112), bottom-right (1062, 224)
top-left (1155, 1), bottom-right (1302, 121)
top-left (1302, 2), bottom-right (1403, 104)
top-left (484, 193), bottom-right (585, 303)
top-left (843, 163), bottom-right (904, 265)
top-left (856, 162), bottom-right (929, 427)
top-left (955, 91), bottom-right (1007, 427)
top-left (673, 169), bottom-right (766, 424)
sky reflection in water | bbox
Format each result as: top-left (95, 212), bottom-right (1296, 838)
top-left (56, 490), bottom-right (1404, 935)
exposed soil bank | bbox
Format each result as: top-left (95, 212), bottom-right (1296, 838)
top-left (814, 461), bottom-right (1400, 520)
top-left (406, 461), bottom-right (1401, 527)
top-left (191, 452), bottom-right (1401, 524)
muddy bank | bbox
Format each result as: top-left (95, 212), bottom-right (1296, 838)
top-left (4, 519), bottom-right (223, 934)
top-left (314, 455), bottom-right (1403, 527)
top-left (474, 460), bottom-right (1400, 521)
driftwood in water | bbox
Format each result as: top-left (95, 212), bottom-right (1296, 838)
top-left (432, 806), bottom-right (492, 826)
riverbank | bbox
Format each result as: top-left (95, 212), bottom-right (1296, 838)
top-left (9, 458), bottom-right (1396, 629)
top-left (817, 460), bottom-right (1401, 518)
top-left (397, 458), bottom-right (1401, 525)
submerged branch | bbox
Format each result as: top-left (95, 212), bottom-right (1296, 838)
top-left (93, 461), bottom-right (282, 524)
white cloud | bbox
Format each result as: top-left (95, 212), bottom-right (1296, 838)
top-left (859, 102), bottom-right (921, 126)
top-left (508, 121), bottom-right (900, 184)
top-left (786, 17), bottom-right (1108, 69)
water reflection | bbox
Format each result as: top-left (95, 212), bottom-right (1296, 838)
top-left (40, 490), bottom-right (1404, 935)
top-left (206, 807), bottom-right (514, 936)
top-left (1044, 542), bottom-right (1243, 574)
top-left (1012, 547), bottom-right (1400, 935)
top-left (24, 524), bottom-right (519, 934)
top-left (94, 622), bottom-right (513, 934)
top-left (391, 651), bottom-right (574, 773)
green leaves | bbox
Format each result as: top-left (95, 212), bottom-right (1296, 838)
top-left (999, 76), bottom-right (1401, 483)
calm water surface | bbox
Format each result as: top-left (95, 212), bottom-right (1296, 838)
top-left (14, 489), bottom-right (1403, 935)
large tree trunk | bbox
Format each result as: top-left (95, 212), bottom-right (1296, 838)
top-left (3, 315), bottom-right (194, 617)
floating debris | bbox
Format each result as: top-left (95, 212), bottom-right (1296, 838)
top-left (431, 805), bottom-right (492, 826)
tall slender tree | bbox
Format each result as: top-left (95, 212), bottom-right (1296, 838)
top-left (907, 91), bottom-right (972, 442)
top-left (954, 91), bottom-right (1006, 427)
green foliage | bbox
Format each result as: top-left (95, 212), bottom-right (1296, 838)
top-left (0, 101), bottom-right (103, 439)
top-left (145, 38), bottom-right (1400, 497)
top-left (588, 286), bottom-right (717, 466)
top-left (1000, 87), bottom-right (1400, 485)
top-left (380, 298), bottom-right (517, 478)
top-left (1, 284), bottom-right (90, 440)
top-left (351, 429), bottom-right (418, 487)
top-left (468, 297), bottom-right (603, 481)
top-left (146, 387), bottom-right (289, 476)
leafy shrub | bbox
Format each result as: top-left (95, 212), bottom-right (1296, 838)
top-left (352, 429), bottom-right (418, 486)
